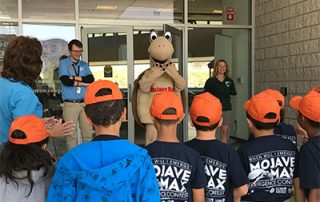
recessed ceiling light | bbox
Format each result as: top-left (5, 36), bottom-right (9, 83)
top-left (158, 8), bottom-right (176, 12)
top-left (96, 5), bottom-right (117, 11)
top-left (212, 9), bottom-right (223, 14)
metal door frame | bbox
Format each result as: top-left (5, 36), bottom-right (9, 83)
top-left (81, 26), bottom-right (135, 142)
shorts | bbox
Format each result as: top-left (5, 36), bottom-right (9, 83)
top-left (222, 110), bottom-right (232, 126)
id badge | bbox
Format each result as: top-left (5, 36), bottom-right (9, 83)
top-left (76, 87), bottom-right (81, 94)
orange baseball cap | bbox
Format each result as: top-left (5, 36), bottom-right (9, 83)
top-left (261, 89), bottom-right (285, 109)
top-left (9, 115), bottom-right (49, 144)
top-left (244, 93), bottom-right (280, 123)
top-left (85, 80), bottom-right (123, 105)
top-left (150, 92), bottom-right (184, 120)
top-left (190, 92), bottom-right (222, 126)
top-left (290, 87), bottom-right (320, 122)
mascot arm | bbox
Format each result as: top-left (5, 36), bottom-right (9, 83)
top-left (139, 66), bottom-right (165, 92)
top-left (165, 64), bottom-right (185, 91)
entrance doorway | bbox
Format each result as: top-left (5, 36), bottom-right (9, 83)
top-left (81, 25), bottom-right (185, 145)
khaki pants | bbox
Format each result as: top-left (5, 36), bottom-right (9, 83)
top-left (63, 102), bottom-right (92, 150)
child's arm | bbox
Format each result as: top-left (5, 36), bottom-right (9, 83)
top-left (233, 184), bottom-right (248, 202)
top-left (308, 188), bottom-right (320, 202)
top-left (192, 188), bottom-right (205, 202)
top-left (293, 177), bottom-right (305, 202)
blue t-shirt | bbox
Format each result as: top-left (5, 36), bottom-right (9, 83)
top-left (185, 139), bottom-right (249, 202)
top-left (0, 78), bottom-right (42, 144)
top-left (299, 135), bottom-right (320, 190)
top-left (146, 141), bottom-right (207, 202)
top-left (47, 135), bottom-right (160, 202)
top-left (248, 122), bottom-right (297, 145)
top-left (238, 135), bottom-right (299, 202)
top-left (59, 56), bottom-right (92, 100)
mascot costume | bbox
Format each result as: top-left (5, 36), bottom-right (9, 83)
top-left (132, 31), bottom-right (185, 145)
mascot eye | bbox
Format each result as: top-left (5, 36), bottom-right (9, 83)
top-left (164, 32), bottom-right (172, 41)
top-left (150, 31), bottom-right (158, 42)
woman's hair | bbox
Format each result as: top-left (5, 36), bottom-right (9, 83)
top-left (0, 133), bottom-right (53, 197)
top-left (213, 59), bottom-right (229, 77)
top-left (1, 36), bottom-right (43, 89)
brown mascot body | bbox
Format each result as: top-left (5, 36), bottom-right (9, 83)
top-left (134, 31), bottom-right (185, 145)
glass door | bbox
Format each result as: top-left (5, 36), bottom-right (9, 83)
top-left (163, 24), bottom-right (186, 141)
top-left (131, 26), bottom-right (185, 144)
top-left (81, 26), bottom-right (134, 142)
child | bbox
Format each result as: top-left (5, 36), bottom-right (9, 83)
top-left (290, 87), bottom-right (320, 202)
top-left (185, 92), bottom-right (249, 202)
top-left (47, 80), bottom-right (160, 202)
top-left (248, 89), bottom-right (297, 145)
top-left (238, 92), bottom-right (303, 202)
top-left (146, 92), bottom-right (207, 202)
top-left (0, 115), bottom-right (54, 201)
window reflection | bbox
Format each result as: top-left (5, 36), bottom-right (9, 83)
top-left (79, 0), bottom-right (183, 23)
top-left (0, 22), bottom-right (18, 73)
top-left (0, 0), bottom-right (18, 19)
top-left (22, 0), bottom-right (75, 20)
top-left (188, 0), bottom-right (250, 25)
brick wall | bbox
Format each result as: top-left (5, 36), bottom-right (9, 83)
top-left (255, 0), bottom-right (320, 125)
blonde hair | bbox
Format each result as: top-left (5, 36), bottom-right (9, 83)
top-left (213, 59), bottom-right (229, 77)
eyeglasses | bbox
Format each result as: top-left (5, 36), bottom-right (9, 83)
top-left (71, 50), bottom-right (83, 54)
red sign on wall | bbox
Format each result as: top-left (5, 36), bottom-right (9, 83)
top-left (225, 7), bottom-right (235, 22)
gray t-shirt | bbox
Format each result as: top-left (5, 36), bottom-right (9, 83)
top-left (0, 167), bottom-right (53, 202)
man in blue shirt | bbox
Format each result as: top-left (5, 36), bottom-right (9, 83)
top-left (60, 39), bottom-right (94, 149)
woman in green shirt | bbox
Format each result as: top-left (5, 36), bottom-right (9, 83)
top-left (204, 59), bottom-right (237, 143)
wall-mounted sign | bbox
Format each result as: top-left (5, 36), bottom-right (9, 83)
top-left (104, 65), bottom-right (113, 77)
top-left (225, 7), bottom-right (235, 23)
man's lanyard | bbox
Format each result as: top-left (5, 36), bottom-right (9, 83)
top-left (72, 63), bottom-right (80, 76)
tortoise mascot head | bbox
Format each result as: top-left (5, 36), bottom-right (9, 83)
top-left (132, 31), bottom-right (185, 145)
top-left (148, 31), bottom-right (174, 66)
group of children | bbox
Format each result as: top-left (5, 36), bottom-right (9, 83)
top-left (0, 79), bottom-right (319, 202)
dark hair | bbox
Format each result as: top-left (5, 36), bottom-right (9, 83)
top-left (280, 109), bottom-right (285, 122)
top-left (154, 108), bottom-right (179, 125)
top-left (300, 112), bottom-right (320, 129)
top-left (1, 36), bottom-right (43, 89)
top-left (246, 112), bottom-right (278, 130)
top-left (0, 131), bottom-right (53, 197)
top-left (84, 88), bottom-right (124, 127)
top-left (68, 39), bottom-right (83, 51)
top-left (59, 55), bottom-right (68, 61)
top-left (192, 119), bottom-right (220, 131)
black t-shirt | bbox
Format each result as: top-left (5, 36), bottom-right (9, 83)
top-left (146, 141), bottom-right (207, 202)
top-left (185, 139), bottom-right (249, 202)
top-left (237, 135), bottom-right (299, 202)
top-left (204, 76), bottom-right (237, 111)
top-left (92, 134), bottom-right (122, 141)
top-left (248, 122), bottom-right (297, 145)
top-left (299, 135), bottom-right (320, 190)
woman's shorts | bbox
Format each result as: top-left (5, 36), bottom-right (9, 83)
top-left (222, 110), bottom-right (232, 126)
